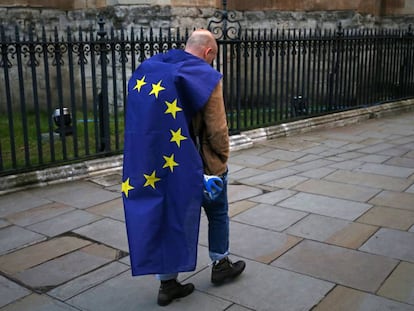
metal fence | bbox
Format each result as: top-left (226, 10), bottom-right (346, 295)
top-left (0, 19), bottom-right (413, 176)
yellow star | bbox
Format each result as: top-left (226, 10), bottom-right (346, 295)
top-left (164, 99), bottom-right (182, 119)
top-left (170, 128), bottom-right (187, 147)
top-left (149, 80), bottom-right (165, 98)
top-left (121, 178), bottom-right (135, 198)
top-left (143, 170), bottom-right (161, 189)
top-left (163, 154), bottom-right (179, 172)
top-left (133, 76), bottom-right (147, 92)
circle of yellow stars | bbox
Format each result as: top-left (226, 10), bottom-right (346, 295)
top-left (122, 75), bottom-right (188, 197)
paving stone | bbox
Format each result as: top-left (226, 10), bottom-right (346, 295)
top-left (273, 240), bottom-right (398, 292)
top-left (239, 168), bottom-right (297, 185)
top-left (233, 203), bottom-right (308, 232)
top-left (410, 225), bottom-right (414, 232)
top-left (354, 163), bottom-right (414, 178)
top-left (288, 159), bottom-right (336, 173)
top-left (369, 190), bottom-right (414, 211)
top-left (406, 184), bottom-right (414, 193)
top-left (249, 189), bottom-right (296, 205)
top-left (359, 228), bottom-right (414, 262)
top-left (27, 210), bottom-right (102, 237)
top-left (385, 156), bottom-right (414, 168)
top-left (357, 206), bottom-right (414, 230)
top-left (378, 261), bottom-right (414, 305)
top-left (48, 261), bottom-right (129, 300)
top-left (329, 159), bottom-right (365, 170)
top-left (356, 154), bottom-right (391, 163)
top-left (286, 214), bottom-right (350, 241)
top-left (89, 173), bottom-right (122, 187)
top-left (380, 147), bottom-right (413, 157)
top-left (86, 198), bottom-right (124, 221)
top-left (199, 220), bottom-right (301, 264)
top-left (357, 143), bottom-right (396, 154)
top-left (0, 219), bottom-right (9, 229)
top-left (261, 149), bottom-right (306, 161)
top-left (298, 167), bottom-right (336, 179)
top-left (15, 249), bottom-right (112, 290)
top-left (229, 167), bottom-right (265, 180)
top-left (0, 192), bottom-right (50, 218)
top-left (0, 275), bottom-right (30, 308)
top-left (74, 218), bottom-right (129, 252)
top-left (295, 154), bottom-right (323, 163)
top-left (279, 193), bottom-right (372, 221)
top-left (67, 272), bottom-right (232, 311)
top-left (226, 305), bottom-right (254, 311)
top-left (324, 170), bottom-right (412, 192)
top-left (313, 285), bottom-right (414, 311)
top-left (325, 222), bottom-right (378, 249)
top-left (264, 175), bottom-right (308, 189)
top-left (31, 181), bottom-right (120, 209)
top-left (228, 200), bottom-right (257, 217)
top-left (0, 236), bottom-right (91, 275)
top-left (1, 293), bottom-right (79, 311)
top-left (0, 226), bottom-right (45, 255)
top-left (294, 179), bottom-right (380, 202)
top-left (5, 202), bottom-right (74, 227)
top-left (188, 258), bottom-right (334, 311)
top-left (335, 151), bottom-right (366, 160)
top-left (229, 154), bottom-right (275, 168)
top-left (228, 185), bottom-right (263, 203)
top-left (257, 159), bottom-right (292, 171)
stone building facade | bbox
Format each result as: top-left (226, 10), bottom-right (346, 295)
top-left (0, 0), bottom-right (413, 32)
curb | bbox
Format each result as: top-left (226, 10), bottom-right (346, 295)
top-left (1, 99), bottom-right (414, 195)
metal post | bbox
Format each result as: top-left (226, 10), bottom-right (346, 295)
top-left (97, 18), bottom-right (110, 152)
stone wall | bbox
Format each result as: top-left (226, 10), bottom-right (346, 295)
top-left (1, 5), bottom-right (413, 35)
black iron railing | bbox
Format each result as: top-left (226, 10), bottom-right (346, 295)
top-left (0, 20), bottom-right (413, 175)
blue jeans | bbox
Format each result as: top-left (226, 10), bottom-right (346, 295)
top-left (157, 171), bottom-right (229, 281)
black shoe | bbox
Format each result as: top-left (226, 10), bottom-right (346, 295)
top-left (157, 279), bottom-right (195, 306)
top-left (211, 257), bottom-right (246, 285)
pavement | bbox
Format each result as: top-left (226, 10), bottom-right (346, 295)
top-left (1, 111), bottom-right (414, 311)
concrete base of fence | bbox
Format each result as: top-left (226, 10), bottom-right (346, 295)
top-left (1, 98), bottom-right (414, 195)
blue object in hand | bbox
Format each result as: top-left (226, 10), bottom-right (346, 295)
top-left (203, 174), bottom-right (223, 200)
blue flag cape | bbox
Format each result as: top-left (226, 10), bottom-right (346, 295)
top-left (122, 49), bottom-right (222, 276)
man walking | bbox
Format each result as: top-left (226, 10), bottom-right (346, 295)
top-left (122, 29), bottom-right (245, 307)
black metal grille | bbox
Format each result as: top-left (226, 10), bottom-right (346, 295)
top-left (0, 21), bottom-right (413, 175)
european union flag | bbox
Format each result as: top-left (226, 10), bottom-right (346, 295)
top-left (122, 49), bottom-right (222, 276)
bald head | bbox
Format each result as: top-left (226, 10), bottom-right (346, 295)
top-left (185, 29), bottom-right (218, 64)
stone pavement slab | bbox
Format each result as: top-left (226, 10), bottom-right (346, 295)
top-left (48, 261), bottom-right (129, 301)
top-left (188, 258), bottom-right (334, 311)
top-left (369, 190), bottom-right (414, 211)
top-left (359, 228), bottom-right (414, 262)
top-left (67, 272), bottom-right (232, 311)
top-left (314, 286), bottom-right (414, 311)
top-left (0, 225), bottom-right (45, 255)
top-left (279, 192), bottom-right (372, 220)
top-left (85, 198), bottom-right (125, 221)
top-left (293, 179), bottom-right (380, 202)
top-left (354, 163), bottom-right (414, 178)
top-left (378, 261), bottom-right (414, 305)
top-left (5, 202), bottom-right (74, 227)
top-left (0, 275), bottom-right (30, 308)
top-left (233, 203), bottom-right (308, 232)
top-left (286, 214), bottom-right (351, 241)
top-left (29, 181), bottom-right (119, 209)
top-left (14, 247), bottom-right (113, 290)
top-left (0, 191), bottom-right (51, 218)
top-left (1, 293), bottom-right (79, 311)
top-left (74, 218), bottom-right (129, 253)
top-left (357, 206), bottom-right (414, 230)
top-left (0, 236), bottom-right (91, 274)
top-left (324, 169), bottom-right (413, 192)
top-left (273, 240), bottom-right (398, 292)
top-left (27, 210), bottom-right (102, 237)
